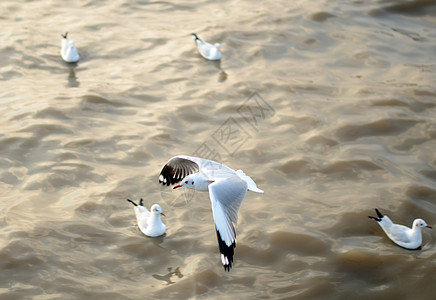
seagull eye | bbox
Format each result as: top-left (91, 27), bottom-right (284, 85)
top-left (185, 180), bottom-right (188, 184)
top-left (191, 181), bottom-right (194, 185)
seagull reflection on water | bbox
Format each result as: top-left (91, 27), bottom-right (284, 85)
top-left (152, 267), bottom-right (184, 285)
top-left (67, 65), bottom-right (80, 87)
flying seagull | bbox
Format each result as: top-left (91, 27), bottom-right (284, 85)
top-left (159, 155), bottom-right (264, 271)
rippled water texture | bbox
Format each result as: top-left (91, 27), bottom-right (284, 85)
top-left (1, 0), bottom-right (436, 299)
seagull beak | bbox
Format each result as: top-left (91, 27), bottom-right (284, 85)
top-left (173, 184), bottom-right (182, 189)
top-left (426, 225), bottom-right (432, 229)
top-left (161, 212), bottom-right (166, 217)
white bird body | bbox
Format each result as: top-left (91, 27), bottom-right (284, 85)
top-left (192, 33), bottom-right (221, 60)
top-left (159, 155), bottom-right (263, 271)
top-left (127, 199), bottom-right (166, 237)
top-left (369, 208), bottom-right (432, 250)
top-left (61, 32), bottom-right (80, 63)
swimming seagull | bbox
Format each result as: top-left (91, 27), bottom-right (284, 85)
top-left (61, 32), bottom-right (80, 63)
top-left (159, 155), bottom-right (264, 271)
top-left (192, 33), bottom-right (222, 60)
top-left (368, 208), bottom-right (432, 250)
top-left (127, 198), bottom-right (166, 237)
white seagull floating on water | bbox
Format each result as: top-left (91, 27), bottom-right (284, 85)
top-left (368, 208), bottom-right (432, 250)
top-left (127, 198), bottom-right (166, 237)
top-left (61, 32), bottom-right (80, 63)
top-left (192, 33), bottom-right (222, 60)
top-left (159, 155), bottom-right (264, 271)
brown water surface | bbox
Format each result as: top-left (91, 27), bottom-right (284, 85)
top-left (1, 0), bottom-right (436, 299)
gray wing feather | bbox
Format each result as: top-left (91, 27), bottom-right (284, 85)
top-left (385, 224), bottom-right (412, 243)
top-left (208, 176), bottom-right (247, 226)
top-left (178, 155), bottom-right (236, 180)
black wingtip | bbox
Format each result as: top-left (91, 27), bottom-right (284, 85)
top-left (192, 33), bottom-right (199, 40)
top-left (159, 165), bottom-right (177, 186)
top-left (368, 215), bottom-right (381, 222)
top-left (127, 199), bottom-right (137, 206)
top-left (216, 229), bottom-right (235, 271)
top-left (158, 157), bottom-right (199, 186)
top-left (61, 32), bottom-right (68, 39)
top-left (375, 208), bottom-right (383, 219)
top-left (368, 209), bottom-right (383, 222)
top-left (139, 198), bottom-right (144, 206)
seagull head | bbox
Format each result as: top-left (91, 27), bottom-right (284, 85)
top-left (414, 219), bottom-right (432, 229)
top-left (173, 173), bottom-right (211, 190)
top-left (173, 174), bottom-right (196, 190)
top-left (151, 204), bottom-right (165, 217)
top-left (214, 43), bottom-right (221, 49)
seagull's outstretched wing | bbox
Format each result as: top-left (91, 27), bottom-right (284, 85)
top-left (208, 176), bottom-right (248, 271)
top-left (159, 155), bottom-right (235, 185)
top-left (159, 156), bottom-right (200, 186)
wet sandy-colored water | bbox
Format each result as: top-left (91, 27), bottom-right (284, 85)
top-left (1, 0), bottom-right (436, 299)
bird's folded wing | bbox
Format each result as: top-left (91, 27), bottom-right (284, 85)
top-left (195, 39), bottom-right (211, 57)
top-left (134, 206), bottom-right (151, 231)
top-left (386, 224), bottom-right (412, 244)
top-left (135, 205), bottom-right (150, 216)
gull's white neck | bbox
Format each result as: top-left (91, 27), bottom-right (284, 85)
top-left (150, 213), bottom-right (163, 226)
top-left (411, 224), bottom-right (423, 235)
top-left (402, 223), bottom-right (423, 246)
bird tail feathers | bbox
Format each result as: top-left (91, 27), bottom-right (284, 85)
top-left (368, 208), bottom-right (384, 222)
top-left (375, 208), bottom-right (383, 219)
top-left (236, 169), bottom-right (264, 193)
top-left (368, 216), bottom-right (382, 222)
